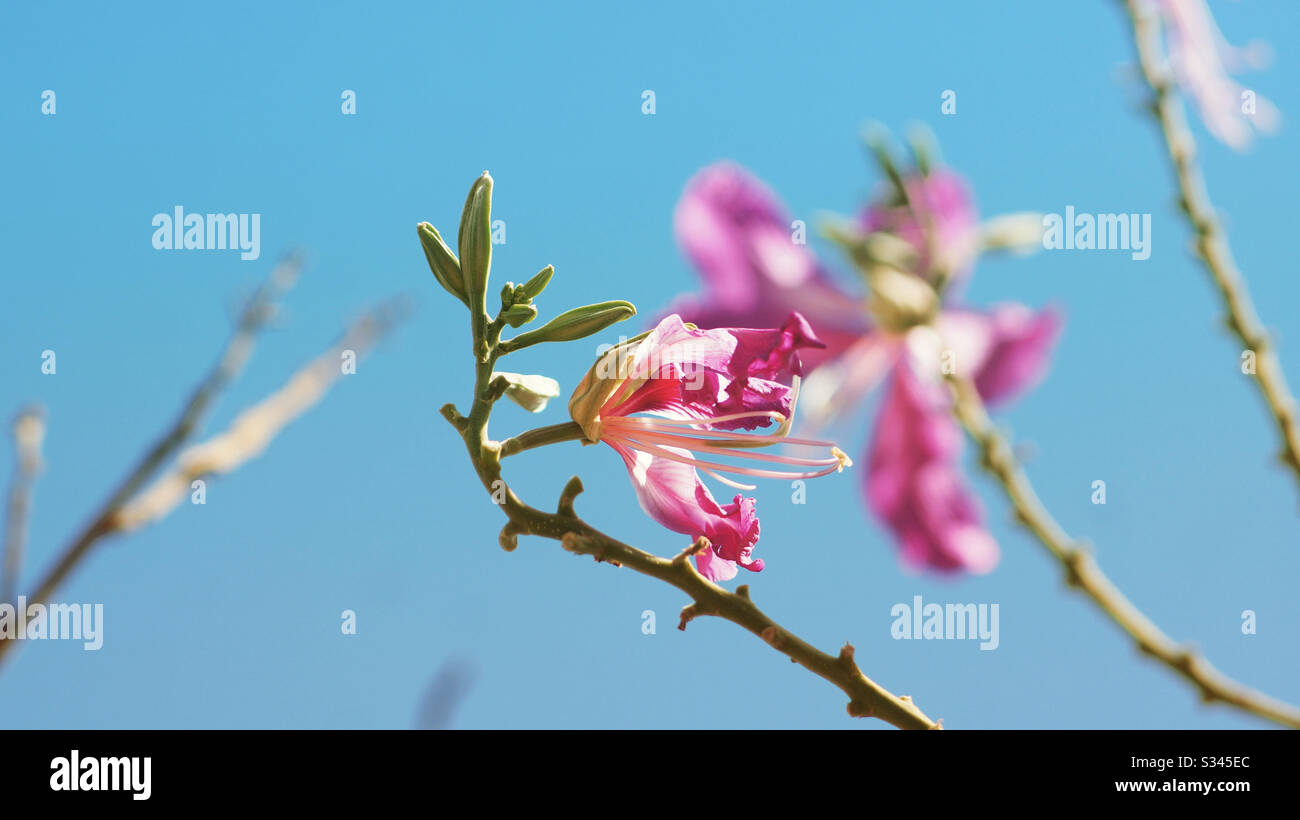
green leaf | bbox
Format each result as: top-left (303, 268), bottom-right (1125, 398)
top-left (500, 300), bottom-right (636, 353)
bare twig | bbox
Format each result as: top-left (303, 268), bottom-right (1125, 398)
top-left (6, 256), bottom-right (299, 604)
top-left (0, 258), bottom-right (406, 670)
top-left (2, 407), bottom-right (46, 605)
top-left (946, 371), bottom-right (1300, 728)
top-left (1122, 0), bottom-right (1300, 495)
top-left (444, 311), bottom-right (940, 730)
top-left (111, 298), bottom-right (408, 533)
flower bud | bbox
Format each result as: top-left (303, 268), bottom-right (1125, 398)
top-left (865, 264), bottom-right (939, 334)
top-left (500, 300), bottom-right (636, 354)
top-left (417, 222), bottom-right (467, 306)
top-left (501, 303), bottom-right (539, 328)
top-left (457, 171), bottom-right (494, 313)
top-left (519, 265), bottom-right (554, 301)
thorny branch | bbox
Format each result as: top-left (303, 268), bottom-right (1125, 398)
top-left (1123, 0), bottom-right (1300, 499)
top-left (945, 371), bottom-right (1300, 728)
top-left (443, 310), bottom-right (940, 730)
top-left (0, 258), bottom-right (406, 669)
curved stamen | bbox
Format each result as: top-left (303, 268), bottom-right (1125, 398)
top-left (604, 416), bottom-right (841, 451)
top-left (612, 426), bottom-right (843, 467)
top-left (618, 438), bottom-right (849, 481)
top-left (699, 467), bottom-right (758, 492)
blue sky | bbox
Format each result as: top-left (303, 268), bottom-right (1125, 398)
top-left (2, 0), bottom-right (1298, 728)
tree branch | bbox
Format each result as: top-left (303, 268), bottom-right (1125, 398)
top-left (945, 371), bottom-right (1300, 728)
top-left (0, 263), bottom-right (406, 671)
top-left (446, 318), bottom-right (940, 730)
top-left (2, 407), bottom-right (45, 606)
top-left (110, 298), bottom-right (408, 534)
top-left (1122, 0), bottom-right (1300, 496)
top-left (3, 255), bottom-right (299, 611)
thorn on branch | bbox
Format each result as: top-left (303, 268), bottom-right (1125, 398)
top-left (440, 403), bottom-right (469, 432)
top-left (678, 604), bottom-right (702, 631)
top-left (734, 584), bottom-right (751, 601)
top-left (483, 374), bottom-right (511, 403)
top-left (557, 476), bottom-right (584, 517)
top-left (499, 520), bottom-right (527, 552)
top-left (838, 642), bottom-right (856, 669)
top-left (673, 537), bottom-right (710, 567)
top-left (846, 701), bottom-right (873, 719)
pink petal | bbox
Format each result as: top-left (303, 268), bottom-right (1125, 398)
top-left (607, 441), bottom-right (762, 581)
top-left (798, 331), bottom-right (902, 434)
top-left (610, 313), bottom-right (821, 432)
top-left (669, 162), bottom-right (869, 371)
top-left (937, 305), bottom-right (1062, 407)
top-left (864, 363), bottom-right (998, 574)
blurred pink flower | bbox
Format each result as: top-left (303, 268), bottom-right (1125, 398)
top-left (1154, 0), bottom-right (1279, 150)
top-left (569, 312), bottom-right (851, 581)
top-left (668, 162), bottom-right (1061, 574)
top-left (860, 168), bottom-right (981, 283)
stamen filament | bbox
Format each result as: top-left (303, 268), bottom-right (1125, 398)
top-left (604, 415), bottom-right (841, 450)
top-left (614, 427), bottom-right (841, 467)
top-left (619, 438), bottom-right (848, 481)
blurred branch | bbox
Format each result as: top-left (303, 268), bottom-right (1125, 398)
top-left (0, 254), bottom-right (406, 671)
top-left (5, 255), bottom-right (298, 603)
top-left (1122, 0), bottom-right (1300, 498)
top-left (945, 371), bottom-right (1300, 728)
top-left (112, 297), bottom-right (408, 533)
top-left (2, 407), bottom-right (46, 605)
top-left (443, 315), bottom-right (940, 731)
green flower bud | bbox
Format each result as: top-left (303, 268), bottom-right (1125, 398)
top-left (500, 300), bottom-right (636, 354)
top-left (457, 171), bottom-right (494, 314)
top-left (501, 303), bottom-right (539, 328)
top-left (519, 265), bottom-right (554, 301)
top-left (417, 222), bottom-right (467, 306)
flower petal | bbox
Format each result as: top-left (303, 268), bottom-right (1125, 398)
top-left (799, 331), bottom-right (902, 434)
top-left (602, 313), bottom-right (823, 432)
top-left (608, 441), bottom-right (762, 581)
top-left (937, 305), bottom-right (1061, 407)
top-left (865, 363), bottom-right (998, 574)
top-left (669, 162), bottom-right (869, 371)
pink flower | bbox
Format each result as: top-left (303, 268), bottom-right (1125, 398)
top-left (669, 162), bottom-right (1061, 574)
top-left (1154, 0), bottom-right (1279, 150)
top-left (860, 168), bottom-right (980, 283)
top-left (569, 312), bottom-right (852, 581)
top-left (667, 163), bottom-right (870, 373)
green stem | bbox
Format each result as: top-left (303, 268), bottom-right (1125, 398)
top-left (500, 422), bottom-right (586, 458)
